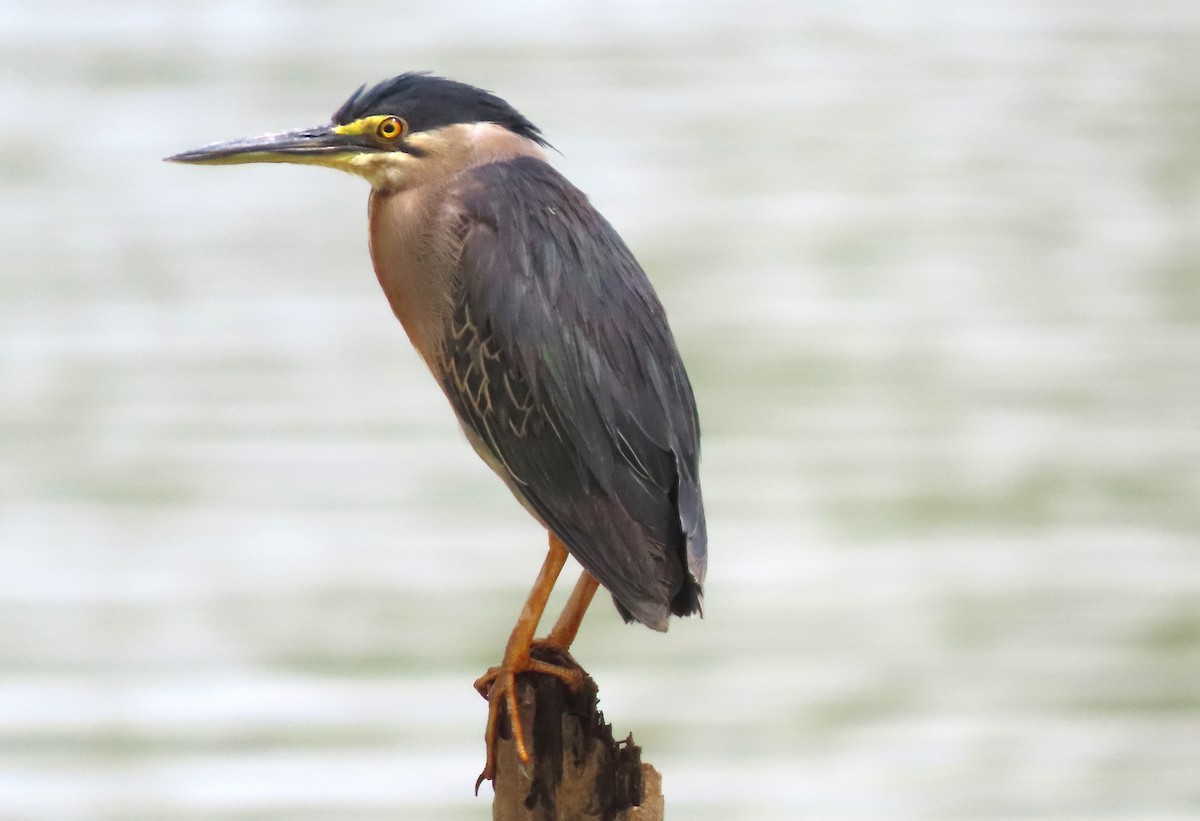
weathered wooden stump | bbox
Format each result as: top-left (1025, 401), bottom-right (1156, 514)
top-left (490, 646), bottom-right (664, 820)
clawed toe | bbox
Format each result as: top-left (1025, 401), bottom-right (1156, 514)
top-left (474, 648), bottom-right (587, 792)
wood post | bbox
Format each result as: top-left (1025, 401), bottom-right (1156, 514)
top-left (490, 646), bottom-right (664, 820)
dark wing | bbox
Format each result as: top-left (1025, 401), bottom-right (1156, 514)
top-left (440, 156), bottom-right (706, 630)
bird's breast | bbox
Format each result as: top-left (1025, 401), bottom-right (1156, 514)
top-left (367, 188), bottom-right (455, 372)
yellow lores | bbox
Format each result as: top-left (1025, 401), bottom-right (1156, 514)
top-left (333, 114), bottom-right (408, 141)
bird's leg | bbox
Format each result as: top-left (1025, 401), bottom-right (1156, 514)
top-left (538, 569), bottom-right (601, 652)
top-left (473, 533), bottom-right (584, 791)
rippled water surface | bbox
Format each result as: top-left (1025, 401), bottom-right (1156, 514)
top-left (2, 2), bottom-right (1199, 818)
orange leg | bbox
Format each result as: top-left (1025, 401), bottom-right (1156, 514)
top-left (540, 570), bottom-right (600, 651)
top-left (473, 533), bottom-right (585, 791)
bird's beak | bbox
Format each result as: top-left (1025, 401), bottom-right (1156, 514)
top-left (165, 124), bottom-right (369, 166)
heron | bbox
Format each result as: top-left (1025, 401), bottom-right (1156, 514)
top-left (167, 72), bottom-right (706, 788)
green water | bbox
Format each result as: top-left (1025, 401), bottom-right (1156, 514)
top-left (1, 2), bottom-right (1198, 818)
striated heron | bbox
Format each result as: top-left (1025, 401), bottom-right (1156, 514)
top-left (167, 72), bottom-right (707, 788)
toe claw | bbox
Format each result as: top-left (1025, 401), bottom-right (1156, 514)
top-left (473, 666), bottom-right (500, 700)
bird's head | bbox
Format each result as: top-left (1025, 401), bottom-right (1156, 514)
top-left (166, 72), bottom-right (549, 190)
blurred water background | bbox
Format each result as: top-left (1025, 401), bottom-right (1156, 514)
top-left (2, 1), bottom-right (1199, 818)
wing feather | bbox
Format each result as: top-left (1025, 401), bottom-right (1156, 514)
top-left (438, 157), bottom-right (705, 629)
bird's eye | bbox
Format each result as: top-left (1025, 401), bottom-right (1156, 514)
top-left (376, 116), bottom-right (406, 140)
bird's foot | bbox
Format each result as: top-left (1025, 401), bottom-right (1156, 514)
top-left (473, 643), bottom-right (585, 792)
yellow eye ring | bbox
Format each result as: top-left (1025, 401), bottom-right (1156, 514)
top-left (377, 116), bottom-right (406, 140)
